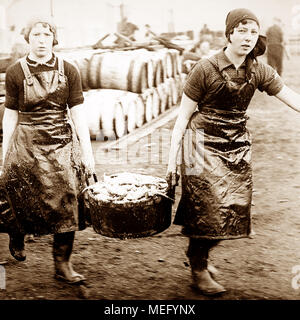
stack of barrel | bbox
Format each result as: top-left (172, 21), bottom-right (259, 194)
top-left (0, 72), bottom-right (6, 136)
top-left (64, 48), bottom-right (186, 141)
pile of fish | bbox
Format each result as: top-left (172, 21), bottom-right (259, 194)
top-left (87, 172), bottom-right (168, 203)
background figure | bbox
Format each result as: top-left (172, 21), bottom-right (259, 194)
top-left (194, 40), bottom-right (219, 59)
top-left (266, 17), bottom-right (285, 76)
top-left (9, 28), bottom-right (29, 63)
top-left (116, 16), bottom-right (139, 45)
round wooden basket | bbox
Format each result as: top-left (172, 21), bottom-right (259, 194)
top-left (86, 174), bottom-right (172, 239)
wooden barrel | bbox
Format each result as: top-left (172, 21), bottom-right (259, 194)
top-left (83, 90), bottom-right (126, 141)
top-left (83, 91), bottom-right (103, 140)
top-left (174, 74), bottom-right (183, 101)
top-left (121, 49), bottom-right (154, 90)
top-left (165, 78), bottom-right (178, 106)
top-left (0, 96), bottom-right (5, 133)
top-left (177, 54), bottom-right (182, 75)
top-left (152, 87), bottom-right (160, 119)
top-left (153, 58), bottom-right (163, 87)
top-left (156, 49), bottom-right (173, 80)
top-left (73, 56), bottom-right (90, 91)
top-left (100, 98), bottom-right (126, 140)
top-left (180, 72), bottom-right (187, 84)
top-left (168, 49), bottom-right (182, 76)
top-left (141, 50), bottom-right (163, 87)
top-left (0, 73), bottom-right (5, 97)
top-left (168, 49), bottom-right (178, 78)
top-left (162, 79), bottom-right (172, 109)
top-left (60, 52), bottom-right (93, 91)
top-left (113, 89), bottom-right (145, 129)
top-left (142, 87), bottom-right (160, 120)
top-left (135, 95), bottom-right (145, 128)
top-left (141, 89), bottom-right (153, 123)
top-left (163, 50), bottom-right (173, 79)
top-left (108, 89), bottom-right (145, 132)
top-left (113, 101), bottom-right (126, 139)
top-left (88, 52), bottom-right (148, 93)
top-left (87, 54), bottom-right (102, 89)
top-left (117, 92), bottom-right (137, 133)
top-left (146, 58), bottom-right (154, 89)
top-left (141, 55), bottom-right (154, 89)
top-left (87, 88), bottom-right (133, 135)
top-left (141, 50), bottom-right (164, 87)
top-left (156, 83), bottom-right (168, 114)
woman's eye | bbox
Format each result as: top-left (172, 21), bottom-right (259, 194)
top-left (251, 31), bottom-right (258, 35)
top-left (238, 29), bottom-right (246, 33)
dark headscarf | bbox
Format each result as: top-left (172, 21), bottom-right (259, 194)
top-left (23, 17), bottom-right (58, 46)
top-left (225, 8), bottom-right (266, 59)
top-left (225, 8), bottom-right (259, 39)
top-left (225, 8), bottom-right (266, 82)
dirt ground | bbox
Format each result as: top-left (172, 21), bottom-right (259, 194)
top-left (1, 55), bottom-right (300, 302)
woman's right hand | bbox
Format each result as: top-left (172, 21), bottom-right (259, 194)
top-left (165, 170), bottom-right (180, 190)
top-left (81, 154), bottom-right (96, 178)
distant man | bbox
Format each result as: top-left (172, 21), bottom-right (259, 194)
top-left (266, 17), bottom-right (285, 76)
top-left (117, 17), bottom-right (139, 43)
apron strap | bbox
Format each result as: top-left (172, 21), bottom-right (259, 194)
top-left (20, 56), bottom-right (65, 85)
top-left (19, 57), bottom-right (33, 86)
top-left (57, 57), bottom-right (65, 83)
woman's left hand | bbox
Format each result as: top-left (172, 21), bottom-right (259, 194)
top-left (165, 171), bottom-right (180, 190)
top-left (82, 155), bottom-right (95, 177)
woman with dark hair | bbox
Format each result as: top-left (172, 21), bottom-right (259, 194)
top-left (166, 8), bottom-right (300, 295)
top-left (1, 17), bottom-right (95, 284)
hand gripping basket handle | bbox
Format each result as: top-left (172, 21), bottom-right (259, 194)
top-left (86, 173), bottom-right (98, 186)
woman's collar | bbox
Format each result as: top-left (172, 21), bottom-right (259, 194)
top-left (216, 47), bottom-right (245, 71)
top-left (26, 53), bottom-right (56, 67)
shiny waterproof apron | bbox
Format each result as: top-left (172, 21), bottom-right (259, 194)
top-left (174, 57), bottom-right (256, 240)
top-left (0, 57), bottom-right (86, 235)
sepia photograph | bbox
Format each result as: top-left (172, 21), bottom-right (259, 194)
top-left (0, 0), bottom-right (300, 309)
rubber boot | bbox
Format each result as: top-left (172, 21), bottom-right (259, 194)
top-left (187, 238), bottom-right (226, 296)
top-left (207, 264), bottom-right (219, 279)
top-left (9, 233), bottom-right (26, 261)
top-left (53, 231), bottom-right (86, 284)
top-left (191, 269), bottom-right (226, 296)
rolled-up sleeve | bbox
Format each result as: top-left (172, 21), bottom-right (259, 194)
top-left (4, 66), bottom-right (19, 110)
top-left (65, 62), bottom-right (84, 108)
top-left (257, 62), bottom-right (284, 96)
top-left (183, 61), bottom-right (206, 102)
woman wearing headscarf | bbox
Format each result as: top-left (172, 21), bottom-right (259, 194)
top-left (0, 17), bottom-right (95, 284)
top-left (166, 8), bottom-right (300, 295)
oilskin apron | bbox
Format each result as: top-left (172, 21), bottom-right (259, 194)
top-left (0, 57), bottom-right (87, 235)
top-left (174, 56), bottom-right (256, 240)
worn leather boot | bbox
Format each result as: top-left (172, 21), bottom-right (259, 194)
top-left (191, 269), bottom-right (226, 296)
top-left (207, 264), bottom-right (219, 279)
top-left (187, 238), bottom-right (225, 295)
top-left (53, 232), bottom-right (86, 284)
top-left (9, 233), bottom-right (26, 261)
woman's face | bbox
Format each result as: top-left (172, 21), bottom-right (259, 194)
top-left (229, 19), bottom-right (259, 56)
top-left (28, 23), bottom-right (54, 59)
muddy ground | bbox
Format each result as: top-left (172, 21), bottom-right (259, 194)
top-left (1, 55), bottom-right (300, 303)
